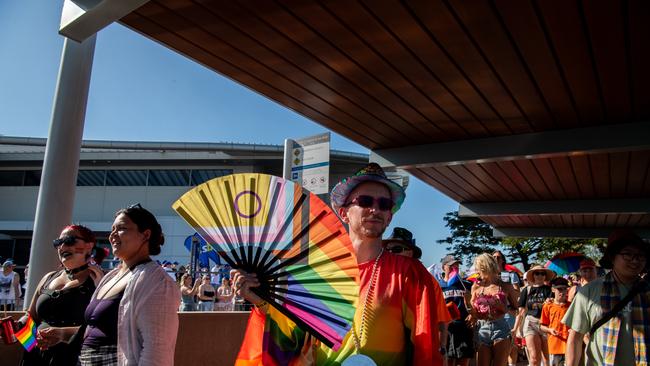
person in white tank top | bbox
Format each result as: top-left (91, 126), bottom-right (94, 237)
top-left (0, 259), bottom-right (21, 310)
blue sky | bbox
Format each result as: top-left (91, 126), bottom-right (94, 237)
top-left (0, 1), bottom-right (458, 267)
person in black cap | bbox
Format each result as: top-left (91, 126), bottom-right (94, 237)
top-left (563, 229), bottom-right (650, 366)
top-left (382, 227), bottom-right (422, 260)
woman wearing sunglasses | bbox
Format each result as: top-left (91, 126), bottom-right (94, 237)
top-left (79, 204), bottom-right (180, 366)
top-left (19, 224), bottom-right (104, 366)
top-left (382, 227), bottom-right (422, 260)
top-left (514, 265), bottom-right (555, 366)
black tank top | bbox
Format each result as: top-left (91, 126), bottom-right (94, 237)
top-left (35, 271), bottom-right (96, 327)
top-left (21, 271), bottom-right (96, 366)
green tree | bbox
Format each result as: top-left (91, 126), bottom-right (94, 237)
top-left (437, 211), bottom-right (605, 271)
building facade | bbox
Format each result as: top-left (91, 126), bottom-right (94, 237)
top-left (0, 137), bottom-right (375, 269)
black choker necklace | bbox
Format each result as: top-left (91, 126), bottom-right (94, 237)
top-left (65, 263), bottom-right (89, 280)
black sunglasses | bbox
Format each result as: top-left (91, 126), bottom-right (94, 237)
top-left (533, 271), bottom-right (547, 276)
top-left (127, 203), bottom-right (143, 209)
top-left (386, 246), bottom-right (411, 254)
top-left (52, 236), bottom-right (84, 248)
top-left (345, 195), bottom-right (394, 211)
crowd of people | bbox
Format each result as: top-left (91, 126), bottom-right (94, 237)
top-left (165, 263), bottom-right (252, 312)
top-left (178, 274), bottom-right (244, 312)
top-left (0, 163), bottom-right (648, 366)
top-left (433, 230), bottom-right (649, 366)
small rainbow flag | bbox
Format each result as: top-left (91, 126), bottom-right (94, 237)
top-left (466, 273), bottom-right (481, 282)
top-left (15, 314), bottom-right (37, 352)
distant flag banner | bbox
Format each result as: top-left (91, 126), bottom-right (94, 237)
top-left (184, 233), bottom-right (221, 267)
top-left (15, 315), bottom-right (37, 352)
top-left (446, 267), bottom-right (460, 286)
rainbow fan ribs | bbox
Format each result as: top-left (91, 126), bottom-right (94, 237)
top-left (172, 173), bottom-right (359, 350)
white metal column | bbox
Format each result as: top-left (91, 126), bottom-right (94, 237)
top-left (24, 35), bottom-right (96, 307)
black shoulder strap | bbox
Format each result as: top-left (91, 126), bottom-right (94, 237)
top-left (40, 270), bottom-right (62, 294)
top-left (589, 280), bottom-right (647, 336)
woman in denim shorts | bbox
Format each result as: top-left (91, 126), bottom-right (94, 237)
top-left (468, 254), bottom-right (520, 366)
top-left (514, 265), bottom-right (554, 366)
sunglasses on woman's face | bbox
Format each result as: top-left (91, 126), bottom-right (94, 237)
top-left (386, 245), bottom-right (411, 254)
top-left (52, 236), bottom-right (83, 248)
top-left (533, 272), bottom-right (546, 276)
top-left (345, 195), bottom-right (394, 211)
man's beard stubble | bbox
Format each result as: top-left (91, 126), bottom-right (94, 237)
top-left (360, 222), bottom-right (387, 239)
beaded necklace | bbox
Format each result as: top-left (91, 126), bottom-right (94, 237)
top-left (351, 248), bottom-right (384, 353)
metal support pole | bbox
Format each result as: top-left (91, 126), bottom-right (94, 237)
top-left (190, 235), bottom-right (198, 281)
top-left (24, 36), bottom-right (96, 307)
top-left (282, 138), bottom-right (295, 180)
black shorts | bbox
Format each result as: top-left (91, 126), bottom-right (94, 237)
top-left (447, 320), bottom-right (475, 359)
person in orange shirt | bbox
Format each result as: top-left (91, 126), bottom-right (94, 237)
top-left (540, 277), bottom-right (571, 366)
top-left (232, 163), bottom-right (452, 365)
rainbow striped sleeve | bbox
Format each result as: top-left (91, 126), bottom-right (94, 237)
top-left (15, 315), bottom-right (38, 352)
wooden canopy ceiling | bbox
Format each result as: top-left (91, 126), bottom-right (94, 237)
top-left (116, 0), bottom-right (650, 238)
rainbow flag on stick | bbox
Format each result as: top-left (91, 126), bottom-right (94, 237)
top-left (15, 314), bottom-right (37, 351)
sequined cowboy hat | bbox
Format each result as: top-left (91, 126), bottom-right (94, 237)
top-left (330, 163), bottom-right (406, 214)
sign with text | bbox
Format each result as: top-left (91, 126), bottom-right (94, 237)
top-left (287, 133), bottom-right (330, 195)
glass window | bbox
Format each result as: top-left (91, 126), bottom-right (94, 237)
top-left (0, 171), bottom-right (24, 186)
top-left (12, 239), bottom-right (31, 268)
top-left (148, 170), bottom-right (190, 186)
top-left (77, 170), bottom-right (106, 186)
top-left (106, 170), bottom-right (147, 186)
top-left (24, 170), bottom-right (41, 186)
top-left (0, 240), bottom-right (13, 262)
top-left (190, 169), bottom-right (233, 185)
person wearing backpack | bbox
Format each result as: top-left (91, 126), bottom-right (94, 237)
top-left (562, 229), bottom-right (649, 366)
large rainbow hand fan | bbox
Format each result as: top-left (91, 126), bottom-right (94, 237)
top-left (172, 173), bottom-right (358, 350)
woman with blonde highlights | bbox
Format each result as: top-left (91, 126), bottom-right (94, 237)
top-left (469, 254), bottom-right (519, 366)
top-left (179, 273), bottom-right (200, 311)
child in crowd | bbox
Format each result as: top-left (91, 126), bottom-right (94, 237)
top-left (540, 277), bottom-right (571, 366)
